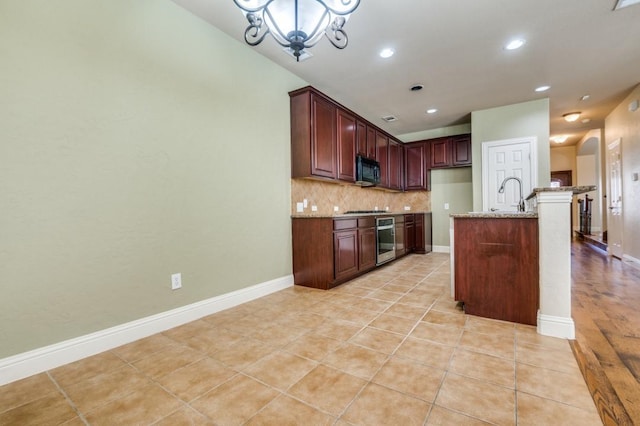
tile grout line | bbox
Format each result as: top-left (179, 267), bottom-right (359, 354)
top-left (45, 371), bottom-right (91, 426)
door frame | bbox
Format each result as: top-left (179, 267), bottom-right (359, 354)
top-left (606, 138), bottom-right (623, 258)
top-left (481, 136), bottom-right (538, 211)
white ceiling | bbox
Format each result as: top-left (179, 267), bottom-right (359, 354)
top-left (172, 0), bottom-right (640, 146)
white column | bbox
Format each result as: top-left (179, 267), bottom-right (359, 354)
top-left (536, 190), bottom-right (575, 338)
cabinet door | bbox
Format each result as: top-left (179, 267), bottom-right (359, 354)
top-left (310, 93), bottom-right (337, 178)
top-left (388, 140), bottom-right (403, 190)
top-left (376, 131), bottom-right (389, 188)
top-left (337, 109), bottom-right (356, 182)
top-left (414, 214), bottom-right (425, 253)
top-left (395, 222), bottom-right (405, 257)
top-left (405, 221), bottom-right (415, 253)
top-left (452, 135), bottom-right (472, 166)
top-left (334, 229), bottom-right (359, 281)
top-left (404, 142), bottom-right (427, 190)
top-left (358, 227), bottom-right (376, 271)
top-left (429, 137), bottom-right (451, 168)
top-left (366, 127), bottom-right (377, 159)
top-left (356, 120), bottom-right (367, 157)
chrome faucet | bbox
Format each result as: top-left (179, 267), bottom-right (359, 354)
top-left (498, 177), bottom-right (526, 212)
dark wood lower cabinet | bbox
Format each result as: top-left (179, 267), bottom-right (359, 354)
top-left (359, 226), bottom-right (376, 272)
top-left (453, 217), bottom-right (539, 325)
top-left (395, 216), bottom-right (405, 257)
top-left (405, 215), bottom-right (415, 253)
top-left (293, 213), bottom-right (432, 290)
top-left (334, 229), bottom-right (358, 281)
top-left (292, 218), bottom-right (334, 290)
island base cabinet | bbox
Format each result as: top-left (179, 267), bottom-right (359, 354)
top-left (454, 217), bottom-right (539, 325)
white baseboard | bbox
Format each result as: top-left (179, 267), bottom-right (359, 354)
top-left (537, 311), bottom-right (575, 339)
top-left (623, 254), bottom-right (640, 270)
top-left (0, 275), bottom-right (294, 386)
top-left (433, 245), bottom-right (450, 254)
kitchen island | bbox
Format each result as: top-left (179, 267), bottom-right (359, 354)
top-left (450, 212), bottom-right (539, 325)
top-left (451, 185), bottom-right (595, 336)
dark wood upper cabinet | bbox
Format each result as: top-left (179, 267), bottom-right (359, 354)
top-left (388, 139), bottom-right (403, 191)
top-left (337, 109), bottom-right (356, 182)
top-left (376, 131), bottom-right (389, 187)
top-left (366, 126), bottom-right (377, 159)
top-left (404, 142), bottom-right (429, 191)
top-left (452, 134), bottom-right (472, 166)
top-left (356, 120), bottom-right (377, 160)
top-left (429, 137), bottom-right (451, 169)
top-left (356, 120), bottom-right (367, 157)
top-left (290, 89), bottom-right (337, 179)
top-left (429, 134), bottom-right (472, 169)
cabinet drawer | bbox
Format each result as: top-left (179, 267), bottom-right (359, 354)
top-left (358, 217), bottom-right (375, 228)
top-left (334, 219), bottom-right (357, 230)
top-left (404, 214), bottom-right (415, 223)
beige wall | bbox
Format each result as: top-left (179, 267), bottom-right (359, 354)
top-left (550, 146), bottom-right (577, 175)
top-left (604, 84), bottom-right (640, 260)
top-left (0, 1), bottom-right (306, 357)
top-left (471, 99), bottom-right (551, 212)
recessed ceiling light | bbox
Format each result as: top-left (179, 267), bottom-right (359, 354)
top-left (505, 39), bottom-right (526, 50)
top-left (410, 84), bottom-right (424, 91)
top-left (551, 135), bottom-right (568, 144)
top-left (580, 94), bottom-right (591, 101)
top-left (582, 118), bottom-right (591, 124)
top-left (426, 109), bottom-right (438, 114)
top-left (535, 85), bottom-right (550, 92)
top-left (379, 48), bottom-right (394, 58)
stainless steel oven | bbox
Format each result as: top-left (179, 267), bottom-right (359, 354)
top-left (376, 217), bottom-right (396, 265)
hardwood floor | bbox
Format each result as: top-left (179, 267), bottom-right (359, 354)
top-left (570, 240), bottom-right (640, 425)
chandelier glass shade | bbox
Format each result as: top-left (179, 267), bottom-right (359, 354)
top-left (233, 0), bottom-right (360, 60)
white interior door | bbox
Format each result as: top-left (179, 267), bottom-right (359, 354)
top-left (482, 137), bottom-right (537, 212)
top-left (607, 139), bottom-right (623, 258)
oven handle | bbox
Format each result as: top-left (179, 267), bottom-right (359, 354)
top-left (377, 225), bottom-right (394, 231)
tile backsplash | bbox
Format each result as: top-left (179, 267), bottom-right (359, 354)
top-left (291, 179), bottom-right (431, 216)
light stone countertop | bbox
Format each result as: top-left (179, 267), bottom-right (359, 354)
top-left (292, 211), bottom-right (432, 219)
top-left (525, 185), bottom-right (596, 200)
top-left (449, 212), bottom-right (538, 219)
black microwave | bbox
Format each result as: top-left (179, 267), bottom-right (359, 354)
top-left (356, 155), bottom-right (381, 187)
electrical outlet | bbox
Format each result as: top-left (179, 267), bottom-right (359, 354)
top-left (296, 202), bottom-right (304, 212)
top-left (404, 206), bottom-right (411, 211)
top-left (311, 205), bottom-right (318, 211)
top-left (171, 273), bottom-right (182, 290)
top-left (334, 206), bottom-right (339, 212)
top-left (444, 203), bottom-right (450, 210)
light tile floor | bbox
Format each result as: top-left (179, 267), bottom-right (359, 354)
top-left (0, 253), bottom-right (602, 425)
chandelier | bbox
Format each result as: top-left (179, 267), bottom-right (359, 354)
top-left (232, 0), bottom-right (361, 61)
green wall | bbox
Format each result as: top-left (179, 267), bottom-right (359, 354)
top-left (430, 168), bottom-right (473, 248)
top-left (471, 99), bottom-right (551, 212)
top-left (0, 1), bottom-right (306, 357)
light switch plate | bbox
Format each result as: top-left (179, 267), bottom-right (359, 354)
top-left (296, 202), bottom-right (304, 212)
